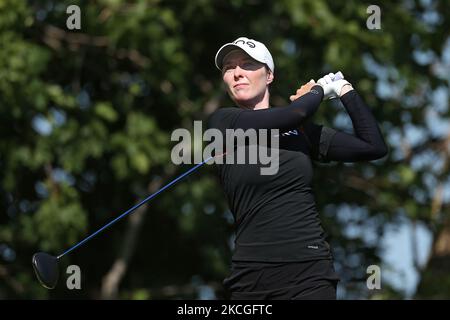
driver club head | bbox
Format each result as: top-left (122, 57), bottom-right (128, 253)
top-left (32, 252), bottom-right (59, 289)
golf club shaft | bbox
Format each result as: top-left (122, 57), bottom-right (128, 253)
top-left (57, 155), bottom-right (216, 260)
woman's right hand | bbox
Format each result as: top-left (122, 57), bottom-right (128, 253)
top-left (289, 80), bottom-right (316, 101)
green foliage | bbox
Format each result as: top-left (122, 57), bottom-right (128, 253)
top-left (21, 183), bottom-right (87, 252)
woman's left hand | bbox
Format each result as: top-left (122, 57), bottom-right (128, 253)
top-left (289, 80), bottom-right (316, 101)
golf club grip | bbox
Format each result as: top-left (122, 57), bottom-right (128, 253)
top-left (333, 71), bottom-right (344, 81)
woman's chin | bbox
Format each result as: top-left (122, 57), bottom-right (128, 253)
top-left (233, 96), bottom-right (253, 106)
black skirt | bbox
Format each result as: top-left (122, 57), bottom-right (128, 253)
top-left (223, 259), bottom-right (340, 300)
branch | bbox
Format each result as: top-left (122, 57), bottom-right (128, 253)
top-left (41, 25), bottom-right (150, 67)
top-left (342, 174), bottom-right (378, 199)
top-left (411, 219), bottom-right (422, 272)
top-left (100, 167), bottom-right (176, 299)
top-left (393, 135), bottom-right (450, 164)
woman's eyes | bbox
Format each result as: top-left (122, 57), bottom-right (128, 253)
top-left (223, 62), bottom-right (256, 73)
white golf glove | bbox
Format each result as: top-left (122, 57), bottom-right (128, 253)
top-left (317, 72), bottom-right (351, 100)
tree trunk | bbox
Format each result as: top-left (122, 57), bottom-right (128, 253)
top-left (415, 213), bottom-right (450, 299)
top-left (100, 173), bottom-right (172, 299)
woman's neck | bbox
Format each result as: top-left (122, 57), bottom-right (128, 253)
top-left (237, 89), bottom-right (270, 110)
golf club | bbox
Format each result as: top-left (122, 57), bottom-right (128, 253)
top-left (32, 155), bottom-right (219, 289)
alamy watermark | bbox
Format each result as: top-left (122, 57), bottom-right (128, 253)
top-left (366, 264), bottom-right (381, 290)
top-left (366, 5), bottom-right (381, 30)
top-left (171, 121), bottom-right (280, 175)
top-left (66, 5), bottom-right (81, 30)
top-left (66, 264), bottom-right (81, 290)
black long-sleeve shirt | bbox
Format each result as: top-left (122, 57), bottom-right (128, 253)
top-left (207, 86), bottom-right (387, 262)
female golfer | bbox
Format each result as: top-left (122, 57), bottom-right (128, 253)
top-left (207, 37), bottom-right (388, 300)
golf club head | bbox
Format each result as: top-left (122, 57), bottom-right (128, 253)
top-left (32, 252), bottom-right (59, 289)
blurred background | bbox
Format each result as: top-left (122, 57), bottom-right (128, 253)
top-left (0, 0), bottom-right (449, 299)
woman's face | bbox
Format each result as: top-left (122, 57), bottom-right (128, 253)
top-left (222, 50), bottom-right (273, 108)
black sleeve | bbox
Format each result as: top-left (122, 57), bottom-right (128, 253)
top-left (301, 121), bottom-right (338, 162)
top-left (208, 85), bottom-right (324, 132)
top-left (302, 90), bottom-right (388, 162)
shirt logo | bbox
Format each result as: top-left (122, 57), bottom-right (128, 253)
top-left (273, 129), bottom-right (299, 138)
top-left (280, 129), bottom-right (299, 137)
top-left (307, 245), bottom-right (319, 249)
